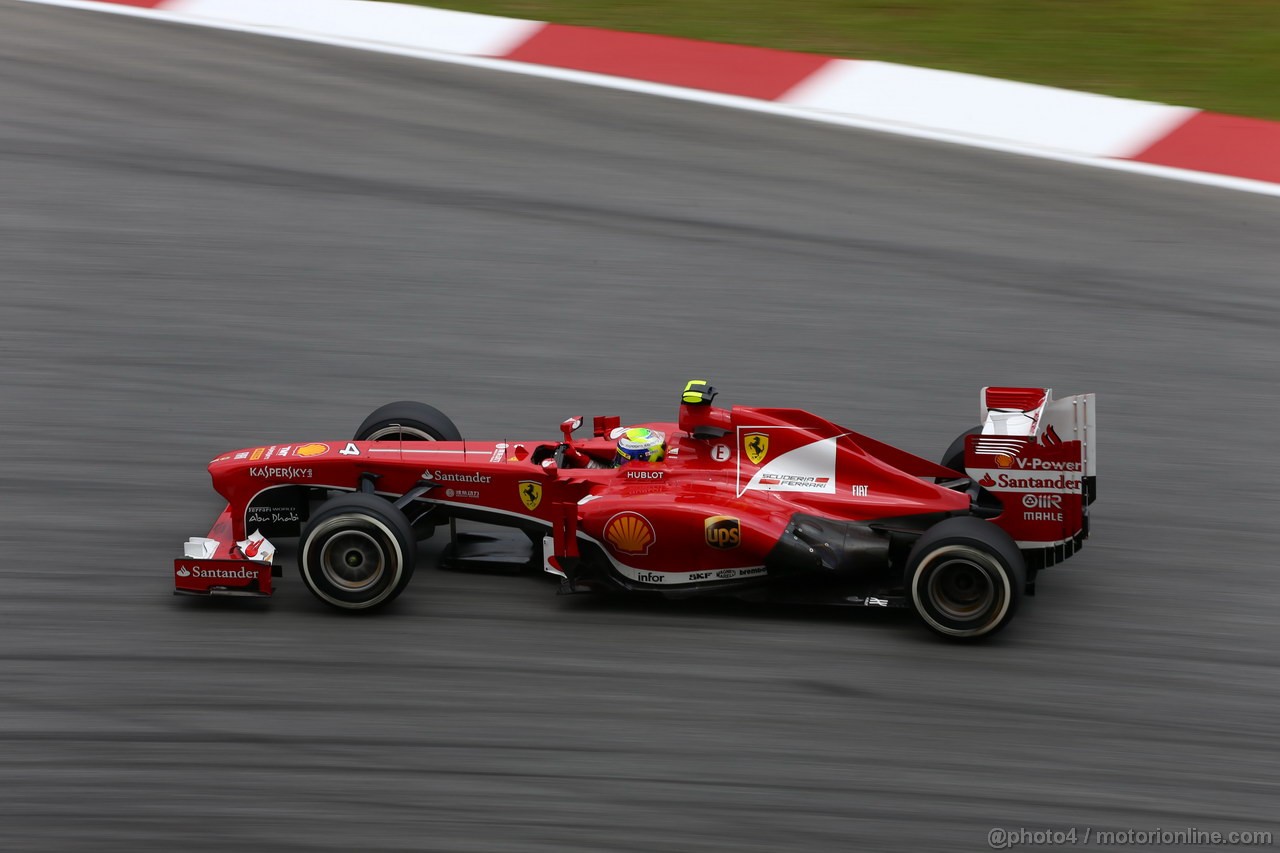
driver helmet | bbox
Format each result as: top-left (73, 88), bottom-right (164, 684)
top-left (614, 427), bottom-right (666, 466)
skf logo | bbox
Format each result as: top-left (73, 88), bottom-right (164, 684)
top-left (995, 453), bottom-right (1014, 469)
top-left (704, 516), bottom-right (741, 549)
top-left (518, 480), bottom-right (542, 511)
top-left (294, 443), bottom-right (330, 458)
top-left (603, 512), bottom-right (656, 555)
top-left (744, 432), bottom-right (769, 465)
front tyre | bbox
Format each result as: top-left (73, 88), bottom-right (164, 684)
top-left (906, 517), bottom-right (1025, 640)
top-left (354, 401), bottom-right (462, 539)
top-left (355, 401), bottom-right (461, 443)
top-left (298, 493), bottom-right (416, 610)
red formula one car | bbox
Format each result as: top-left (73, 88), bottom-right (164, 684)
top-left (175, 382), bottom-right (1096, 640)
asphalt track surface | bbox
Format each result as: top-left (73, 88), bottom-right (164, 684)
top-left (3, 3), bottom-right (1279, 851)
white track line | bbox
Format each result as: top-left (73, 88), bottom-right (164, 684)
top-left (18, 0), bottom-right (1280, 199)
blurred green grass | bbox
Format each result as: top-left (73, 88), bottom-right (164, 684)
top-left (387, 0), bottom-right (1280, 119)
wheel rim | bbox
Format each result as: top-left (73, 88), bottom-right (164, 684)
top-left (364, 425), bottom-right (435, 442)
top-left (912, 544), bottom-right (1011, 637)
top-left (927, 555), bottom-right (995, 619)
top-left (319, 529), bottom-right (386, 592)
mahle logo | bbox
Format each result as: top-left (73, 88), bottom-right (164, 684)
top-left (744, 432), bottom-right (769, 465)
top-left (704, 516), bottom-right (741, 549)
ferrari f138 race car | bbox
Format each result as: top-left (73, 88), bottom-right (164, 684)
top-left (176, 382), bottom-right (1096, 640)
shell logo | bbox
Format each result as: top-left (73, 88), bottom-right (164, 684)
top-left (995, 453), bottom-right (1014, 469)
top-left (603, 512), bottom-right (656, 555)
top-left (293, 443), bottom-right (330, 458)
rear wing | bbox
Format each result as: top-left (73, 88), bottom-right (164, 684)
top-left (966, 387), bottom-right (1097, 565)
top-left (978, 387), bottom-right (1096, 481)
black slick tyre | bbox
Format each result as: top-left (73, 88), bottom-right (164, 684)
top-left (355, 401), bottom-right (461, 443)
top-left (355, 401), bottom-right (462, 538)
top-left (936, 426), bottom-right (981, 482)
top-left (298, 493), bottom-right (416, 610)
top-left (906, 517), bottom-right (1025, 640)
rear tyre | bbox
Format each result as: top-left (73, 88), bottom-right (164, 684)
top-left (298, 493), bottom-right (416, 610)
top-left (906, 517), bottom-right (1025, 640)
top-left (355, 401), bottom-right (462, 538)
top-left (936, 426), bottom-right (981, 481)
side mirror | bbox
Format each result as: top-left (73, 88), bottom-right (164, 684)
top-left (560, 415), bottom-right (583, 442)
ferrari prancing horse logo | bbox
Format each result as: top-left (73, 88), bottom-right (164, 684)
top-left (744, 432), bottom-right (769, 465)
top-left (519, 480), bottom-right (542, 511)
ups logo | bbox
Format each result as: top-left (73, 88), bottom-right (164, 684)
top-left (704, 516), bottom-right (741, 549)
